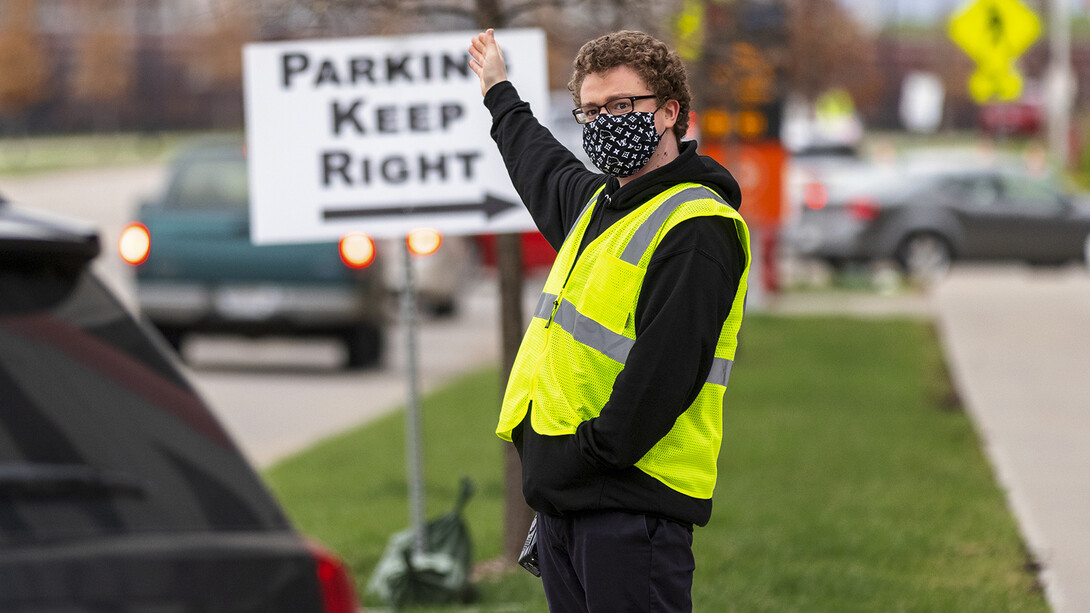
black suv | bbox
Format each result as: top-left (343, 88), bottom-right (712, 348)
top-left (0, 199), bottom-right (359, 611)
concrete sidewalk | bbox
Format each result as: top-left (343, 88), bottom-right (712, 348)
top-left (932, 266), bottom-right (1090, 613)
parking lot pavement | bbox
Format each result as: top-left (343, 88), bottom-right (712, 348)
top-left (933, 265), bottom-right (1090, 613)
top-left (181, 272), bottom-right (549, 468)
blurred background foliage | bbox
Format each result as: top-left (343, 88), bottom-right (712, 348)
top-left (1, 0), bottom-right (1087, 176)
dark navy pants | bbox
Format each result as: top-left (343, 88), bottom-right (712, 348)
top-left (536, 511), bottom-right (695, 612)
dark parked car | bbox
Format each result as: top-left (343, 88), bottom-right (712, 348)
top-left (121, 139), bottom-right (384, 368)
top-left (783, 163), bottom-right (1090, 279)
top-left (1, 201), bottom-right (359, 611)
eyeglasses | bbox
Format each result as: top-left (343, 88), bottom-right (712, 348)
top-left (572, 95), bottom-right (659, 124)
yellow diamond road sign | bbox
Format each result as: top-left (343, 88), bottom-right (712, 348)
top-left (948, 0), bottom-right (1041, 102)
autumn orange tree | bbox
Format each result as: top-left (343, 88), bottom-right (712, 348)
top-left (0, 0), bottom-right (51, 131)
top-left (68, 1), bottom-right (134, 132)
top-left (784, 0), bottom-right (880, 110)
top-left (183, 0), bottom-right (254, 127)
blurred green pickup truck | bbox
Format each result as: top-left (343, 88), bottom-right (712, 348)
top-left (121, 139), bottom-right (385, 369)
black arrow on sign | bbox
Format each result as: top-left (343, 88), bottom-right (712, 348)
top-left (322, 194), bottom-right (520, 221)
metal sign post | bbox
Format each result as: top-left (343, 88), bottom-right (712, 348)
top-left (1048, 0), bottom-right (1074, 169)
top-left (400, 239), bottom-right (427, 554)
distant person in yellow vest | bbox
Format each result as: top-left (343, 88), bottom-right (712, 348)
top-left (470, 29), bottom-right (752, 612)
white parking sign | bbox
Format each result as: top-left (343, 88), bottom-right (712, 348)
top-left (243, 29), bottom-right (547, 243)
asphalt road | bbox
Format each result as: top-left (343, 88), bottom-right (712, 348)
top-left (3, 163), bottom-right (525, 467)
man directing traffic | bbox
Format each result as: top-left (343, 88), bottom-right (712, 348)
top-left (469, 28), bottom-right (751, 612)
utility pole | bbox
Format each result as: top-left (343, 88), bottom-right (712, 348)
top-left (1048, 0), bottom-right (1074, 170)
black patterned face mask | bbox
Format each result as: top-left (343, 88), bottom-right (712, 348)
top-left (581, 111), bottom-right (664, 178)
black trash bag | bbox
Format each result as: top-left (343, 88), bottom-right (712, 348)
top-left (367, 478), bottom-right (477, 608)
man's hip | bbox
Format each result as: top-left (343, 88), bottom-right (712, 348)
top-left (536, 510), bottom-right (695, 613)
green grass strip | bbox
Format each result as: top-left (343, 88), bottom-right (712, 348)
top-left (264, 315), bottom-right (1046, 612)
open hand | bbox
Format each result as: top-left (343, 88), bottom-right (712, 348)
top-left (468, 29), bottom-right (509, 97)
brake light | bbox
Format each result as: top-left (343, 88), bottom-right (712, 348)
top-left (119, 222), bottom-right (151, 265)
top-left (339, 233), bottom-right (375, 269)
top-left (847, 197), bottom-right (881, 221)
top-left (803, 181), bottom-right (828, 210)
top-left (406, 227), bottom-right (442, 256)
top-left (307, 540), bottom-right (359, 613)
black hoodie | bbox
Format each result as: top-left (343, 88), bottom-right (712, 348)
top-left (484, 81), bottom-right (746, 527)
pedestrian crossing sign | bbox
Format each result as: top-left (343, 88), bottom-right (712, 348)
top-left (948, 0), bottom-right (1041, 103)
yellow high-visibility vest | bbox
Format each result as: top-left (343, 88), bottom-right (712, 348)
top-left (497, 183), bottom-right (751, 499)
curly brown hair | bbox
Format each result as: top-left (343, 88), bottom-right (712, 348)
top-left (568, 30), bottom-right (691, 142)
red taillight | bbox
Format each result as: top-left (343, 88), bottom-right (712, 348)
top-left (406, 227), bottom-right (442, 256)
top-left (119, 222), bottom-right (151, 265)
top-left (803, 181), bottom-right (828, 210)
top-left (847, 197), bottom-right (881, 221)
top-left (308, 540), bottom-right (359, 613)
top-left (339, 233), bottom-right (375, 269)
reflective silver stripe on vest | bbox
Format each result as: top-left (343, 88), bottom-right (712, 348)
top-left (707, 357), bottom-right (734, 387)
top-left (560, 195), bottom-right (598, 243)
top-left (534, 292), bottom-right (559, 320)
top-left (620, 186), bottom-right (726, 265)
top-left (552, 299), bottom-right (634, 363)
top-left (541, 185), bottom-right (735, 373)
top-left (574, 198), bottom-right (595, 228)
top-left (550, 296), bottom-right (734, 385)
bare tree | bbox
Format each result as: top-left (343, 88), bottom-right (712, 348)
top-left (0, 0), bottom-right (51, 130)
top-left (252, 0), bottom-right (680, 42)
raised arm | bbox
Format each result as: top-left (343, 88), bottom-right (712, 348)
top-left (468, 29), bottom-right (508, 97)
top-left (469, 29), bottom-right (604, 245)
